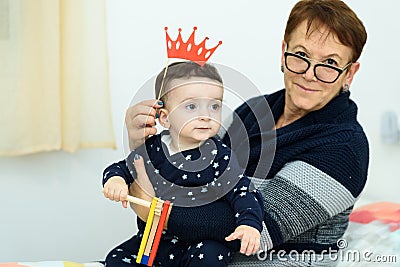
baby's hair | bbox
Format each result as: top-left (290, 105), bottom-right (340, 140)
top-left (154, 61), bottom-right (223, 105)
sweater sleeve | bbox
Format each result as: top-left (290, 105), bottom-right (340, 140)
top-left (221, 153), bottom-right (265, 233)
top-left (102, 156), bottom-right (135, 187)
top-left (259, 133), bottom-right (369, 249)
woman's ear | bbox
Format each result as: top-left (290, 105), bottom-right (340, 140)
top-left (344, 62), bottom-right (360, 88)
top-left (281, 40), bottom-right (286, 70)
top-left (158, 108), bottom-right (170, 128)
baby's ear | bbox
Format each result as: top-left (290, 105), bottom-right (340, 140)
top-left (158, 108), bottom-right (170, 128)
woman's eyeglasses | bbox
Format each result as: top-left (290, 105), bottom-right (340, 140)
top-left (284, 51), bottom-right (352, 83)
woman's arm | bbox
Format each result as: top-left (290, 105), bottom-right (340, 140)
top-left (128, 155), bottom-right (156, 222)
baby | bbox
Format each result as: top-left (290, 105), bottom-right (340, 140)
top-left (103, 61), bottom-right (264, 267)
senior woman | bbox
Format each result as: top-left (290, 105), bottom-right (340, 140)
top-left (118, 0), bottom-right (369, 266)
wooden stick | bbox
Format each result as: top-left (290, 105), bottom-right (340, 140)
top-left (126, 195), bottom-right (151, 208)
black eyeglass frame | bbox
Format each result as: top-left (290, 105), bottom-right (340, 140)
top-left (284, 51), bottom-right (352, 84)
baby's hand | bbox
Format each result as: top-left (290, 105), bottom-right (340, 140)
top-left (225, 225), bottom-right (261, 256)
top-left (103, 176), bottom-right (129, 208)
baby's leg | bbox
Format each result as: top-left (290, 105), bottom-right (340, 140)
top-left (152, 234), bottom-right (186, 267)
top-left (180, 240), bottom-right (232, 267)
top-left (105, 234), bottom-right (143, 266)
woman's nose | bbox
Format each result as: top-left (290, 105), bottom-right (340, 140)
top-left (303, 64), bottom-right (318, 82)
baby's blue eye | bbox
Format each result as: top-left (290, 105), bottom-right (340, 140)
top-left (186, 103), bottom-right (197, 110)
top-left (211, 103), bottom-right (221, 111)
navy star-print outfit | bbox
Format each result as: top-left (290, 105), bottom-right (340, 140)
top-left (103, 131), bottom-right (264, 267)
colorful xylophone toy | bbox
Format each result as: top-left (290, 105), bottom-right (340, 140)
top-left (126, 195), bottom-right (172, 266)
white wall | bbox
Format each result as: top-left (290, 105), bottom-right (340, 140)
top-left (1, 0), bottom-right (399, 262)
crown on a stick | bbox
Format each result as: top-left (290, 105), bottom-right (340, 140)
top-left (165, 27), bottom-right (222, 66)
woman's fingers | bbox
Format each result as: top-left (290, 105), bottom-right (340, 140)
top-left (125, 100), bottom-right (163, 150)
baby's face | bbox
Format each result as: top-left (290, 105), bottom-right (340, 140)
top-left (164, 78), bottom-right (223, 145)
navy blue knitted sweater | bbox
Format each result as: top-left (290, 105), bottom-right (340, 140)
top-left (167, 89), bottom-right (369, 253)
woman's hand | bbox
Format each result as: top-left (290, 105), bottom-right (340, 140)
top-left (225, 225), bottom-right (261, 256)
top-left (125, 100), bottom-right (164, 150)
top-left (103, 176), bottom-right (129, 208)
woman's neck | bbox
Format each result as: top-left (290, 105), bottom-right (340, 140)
top-left (275, 106), bottom-right (307, 129)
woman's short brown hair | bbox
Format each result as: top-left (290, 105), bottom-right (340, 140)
top-left (284, 0), bottom-right (367, 62)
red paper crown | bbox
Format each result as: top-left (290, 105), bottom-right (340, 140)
top-left (165, 27), bottom-right (222, 66)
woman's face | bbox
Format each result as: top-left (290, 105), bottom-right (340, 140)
top-left (281, 20), bottom-right (360, 115)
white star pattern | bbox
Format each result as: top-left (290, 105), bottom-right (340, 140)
top-left (196, 242), bottom-right (203, 248)
top-left (171, 238), bottom-right (178, 244)
top-left (169, 254), bottom-right (174, 260)
top-left (198, 253), bottom-right (204, 259)
top-left (185, 155), bottom-right (192, 160)
top-left (188, 191), bottom-right (193, 196)
top-left (202, 157), bottom-right (206, 160)
top-left (238, 174), bottom-right (244, 178)
top-left (224, 155), bottom-right (229, 160)
top-left (116, 249), bottom-right (123, 252)
top-left (182, 174), bottom-right (187, 180)
top-left (154, 169), bottom-right (159, 174)
top-left (201, 187), bottom-right (208, 193)
top-left (218, 254), bottom-right (224, 260)
top-left (240, 192), bottom-right (247, 197)
top-left (122, 257), bottom-right (131, 263)
top-left (178, 163), bottom-right (184, 169)
top-left (211, 149), bottom-right (218, 155)
top-left (197, 174), bottom-right (201, 178)
top-left (240, 186), bottom-right (248, 191)
top-left (156, 146), bottom-right (160, 151)
top-left (235, 212), bottom-right (240, 218)
top-left (213, 162), bottom-right (219, 168)
top-left (215, 171), bottom-right (219, 176)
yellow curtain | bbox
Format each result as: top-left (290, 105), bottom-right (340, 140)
top-left (0, 0), bottom-right (116, 156)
